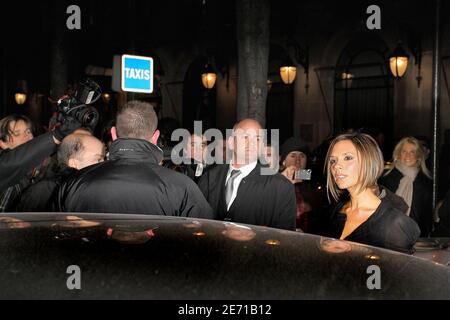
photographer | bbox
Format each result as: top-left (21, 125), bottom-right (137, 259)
top-left (0, 113), bottom-right (81, 211)
top-left (279, 137), bottom-right (323, 232)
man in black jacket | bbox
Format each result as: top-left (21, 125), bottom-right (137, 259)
top-left (198, 119), bottom-right (296, 230)
top-left (58, 101), bottom-right (213, 219)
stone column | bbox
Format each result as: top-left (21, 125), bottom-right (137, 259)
top-left (236, 0), bottom-right (270, 126)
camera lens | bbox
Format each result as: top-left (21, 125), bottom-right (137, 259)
top-left (75, 106), bottom-right (99, 128)
top-left (83, 112), bottom-right (95, 125)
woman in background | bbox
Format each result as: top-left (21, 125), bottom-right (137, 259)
top-left (379, 137), bottom-right (432, 237)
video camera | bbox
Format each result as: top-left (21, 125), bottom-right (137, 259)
top-left (57, 78), bottom-right (101, 129)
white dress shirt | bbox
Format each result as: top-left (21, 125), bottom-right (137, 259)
top-left (225, 161), bottom-right (257, 211)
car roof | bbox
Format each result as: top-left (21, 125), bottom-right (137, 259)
top-left (1, 213), bottom-right (449, 299)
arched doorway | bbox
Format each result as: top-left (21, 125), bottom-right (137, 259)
top-left (334, 33), bottom-right (394, 155)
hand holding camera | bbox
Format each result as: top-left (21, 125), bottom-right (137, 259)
top-left (281, 166), bottom-right (312, 184)
top-left (57, 79), bottom-right (101, 128)
top-left (52, 79), bottom-right (102, 143)
top-left (294, 169), bottom-right (312, 181)
top-left (52, 114), bottom-right (82, 143)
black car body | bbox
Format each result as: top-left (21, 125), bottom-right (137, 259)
top-left (0, 213), bottom-right (449, 299)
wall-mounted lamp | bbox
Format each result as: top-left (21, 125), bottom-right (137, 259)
top-left (201, 63), bottom-right (217, 89)
top-left (389, 43), bottom-right (409, 79)
top-left (279, 40), bottom-right (309, 87)
top-left (14, 91), bottom-right (27, 105)
top-left (280, 63), bottom-right (297, 85)
top-left (389, 40), bottom-right (422, 86)
top-left (14, 80), bottom-right (28, 105)
top-left (102, 92), bottom-right (111, 104)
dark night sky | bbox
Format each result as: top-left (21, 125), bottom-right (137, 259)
top-left (1, 0), bottom-right (442, 118)
top-left (4, 1), bottom-right (236, 91)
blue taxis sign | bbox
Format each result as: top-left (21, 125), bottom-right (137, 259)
top-left (121, 54), bottom-right (153, 93)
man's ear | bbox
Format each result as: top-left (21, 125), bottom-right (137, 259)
top-left (67, 158), bottom-right (79, 170)
top-left (111, 127), bottom-right (118, 141)
top-left (151, 130), bottom-right (160, 145)
top-left (227, 135), bottom-right (234, 152)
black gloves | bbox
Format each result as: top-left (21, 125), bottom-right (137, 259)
top-left (52, 113), bottom-right (82, 142)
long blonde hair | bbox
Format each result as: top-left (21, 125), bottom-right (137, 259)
top-left (385, 137), bottom-right (431, 178)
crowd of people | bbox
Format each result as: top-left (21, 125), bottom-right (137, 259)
top-left (1, 98), bottom-right (450, 254)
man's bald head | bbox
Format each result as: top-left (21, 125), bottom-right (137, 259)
top-left (73, 127), bottom-right (93, 136)
top-left (58, 134), bottom-right (105, 170)
top-left (233, 119), bottom-right (262, 132)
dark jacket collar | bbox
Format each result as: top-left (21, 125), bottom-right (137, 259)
top-left (231, 162), bottom-right (274, 180)
top-left (109, 138), bottom-right (163, 164)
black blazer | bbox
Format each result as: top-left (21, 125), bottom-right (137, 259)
top-left (198, 163), bottom-right (297, 230)
top-left (379, 168), bottom-right (432, 236)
